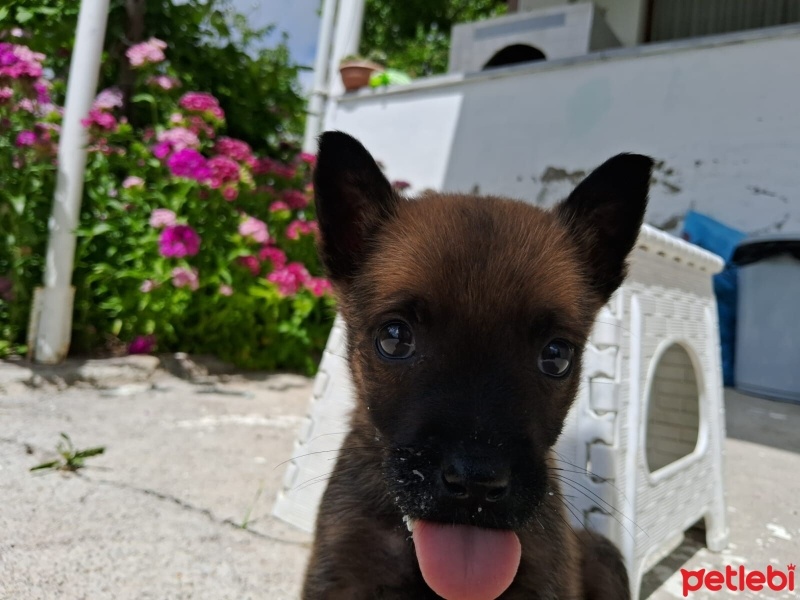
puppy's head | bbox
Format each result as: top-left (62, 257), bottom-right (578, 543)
top-left (314, 131), bottom-right (651, 594)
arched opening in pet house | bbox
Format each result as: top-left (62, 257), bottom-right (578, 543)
top-left (482, 44), bottom-right (546, 70)
top-left (645, 343), bottom-right (701, 473)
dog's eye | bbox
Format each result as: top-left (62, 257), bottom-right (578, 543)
top-left (538, 339), bottom-right (574, 377)
top-left (376, 321), bottom-right (416, 360)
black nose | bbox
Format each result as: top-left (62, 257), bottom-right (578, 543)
top-left (441, 458), bottom-right (510, 502)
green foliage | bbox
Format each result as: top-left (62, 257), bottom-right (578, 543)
top-left (360, 0), bottom-right (508, 76)
top-left (30, 433), bottom-right (106, 472)
top-left (2, 0), bottom-right (306, 156)
top-left (1, 36), bottom-right (334, 375)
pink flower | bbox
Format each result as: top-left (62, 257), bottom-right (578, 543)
top-left (157, 127), bottom-right (200, 152)
top-left (252, 157), bottom-right (275, 176)
top-left (15, 130), bottom-right (36, 146)
top-left (272, 163), bottom-right (296, 179)
top-left (139, 279), bottom-right (157, 293)
top-left (286, 219), bottom-right (318, 240)
top-left (237, 255), bottom-right (260, 276)
top-left (81, 109), bottom-right (118, 131)
top-left (128, 334), bottom-right (157, 354)
top-left (179, 91), bottom-right (218, 112)
top-left (239, 216), bottom-right (269, 243)
top-left (269, 201), bottom-right (290, 213)
top-left (171, 266), bottom-right (199, 290)
top-left (123, 176), bottom-right (145, 189)
top-left (185, 115), bottom-right (216, 137)
top-left (0, 43), bottom-right (45, 79)
top-left (159, 225), bottom-right (201, 257)
top-left (269, 200), bottom-right (291, 212)
top-left (282, 190), bottom-right (308, 210)
top-left (93, 88), bottom-right (123, 111)
top-left (149, 208), bottom-right (177, 229)
top-left (17, 98), bottom-right (36, 113)
top-left (392, 180), bottom-right (411, 190)
top-left (207, 155), bottom-right (240, 188)
top-left (222, 186), bottom-right (238, 201)
top-left (33, 80), bottom-right (50, 104)
top-left (167, 148), bottom-right (211, 181)
top-left (147, 75), bottom-right (181, 90)
top-left (252, 158), bottom-right (296, 179)
top-left (299, 152), bottom-right (317, 165)
top-left (267, 262), bottom-right (310, 296)
top-left (214, 137), bottom-right (253, 163)
top-left (305, 276), bottom-right (332, 297)
top-left (152, 141), bottom-right (171, 159)
top-left (0, 87), bottom-right (13, 103)
top-left (179, 92), bottom-right (225, 121)
top-left (126, 38), bottom-right (167, 68)
top-left (219, 284), bottom-right (233, 297)
top-left (0, 276), bottom-right (13, 302)
top-left (258, 246), bottom-right (287, 270)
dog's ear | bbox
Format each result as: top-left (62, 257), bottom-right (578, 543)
top-left (555, 153), bottom-right (654, 302)
top-left (314, 131), bottom-right (398, 284)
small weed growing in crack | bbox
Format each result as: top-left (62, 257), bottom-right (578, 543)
top-left (240, 480), bottom-right (266, 529)
top-left (30, 433), bottom-right (105, 473)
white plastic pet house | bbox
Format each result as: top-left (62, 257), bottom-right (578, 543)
top-left (274, 224), bottom-right (728, 599)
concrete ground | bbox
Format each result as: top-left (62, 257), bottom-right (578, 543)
top-left (1, 365), bottom-right (798, 600)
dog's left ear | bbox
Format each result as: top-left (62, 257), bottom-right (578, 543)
top-left (555, 153), bottom-right (654, 303)
top-left (313, 131), bottom-right (398, 285)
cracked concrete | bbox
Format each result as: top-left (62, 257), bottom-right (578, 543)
top-left (1, 373), bottom-right (799, 599)
top-left (0, 374), bottom-right (312, 599)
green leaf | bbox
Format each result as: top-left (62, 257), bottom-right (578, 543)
top-left (247, 285), bottom-right (276, 300)
top-left (15, 7), bottom-right (34, 22)
top-left (131, 93), bottom-right (157, 105)
top-left (30, 461), bottom-right (60, 472)
top-left (9, 196), bottom-right (25, 216)
top-left (34, 7), bottom-right (60, 16)
top-left (74, 447), bottom-right (105, 459)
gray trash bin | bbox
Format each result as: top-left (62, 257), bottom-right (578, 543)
top-left (732, 234), bottom-right (800, 403)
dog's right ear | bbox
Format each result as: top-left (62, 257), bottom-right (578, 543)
top-left (314, 131), bottom-right (398, 284)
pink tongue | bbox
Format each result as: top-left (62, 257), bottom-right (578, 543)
top-left (413, 520), bottom-right (521, 600)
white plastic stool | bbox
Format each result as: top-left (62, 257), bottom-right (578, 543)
top-left (273, 224), bottom-right (729, 599)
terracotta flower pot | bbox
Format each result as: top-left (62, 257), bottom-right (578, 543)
top-left (339, 60), bottom-right (383, 92)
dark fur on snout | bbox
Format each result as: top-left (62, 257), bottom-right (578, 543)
top-left (302, 131), bottom-right (652, 599)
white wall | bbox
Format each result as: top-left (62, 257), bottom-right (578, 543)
top-left (325, 27), bottom-right (800, 237)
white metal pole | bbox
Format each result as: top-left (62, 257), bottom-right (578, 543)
top-left (31, 0), bottom-right (111, 364)
top-left (326, 0), bottom-right (366, 99)
top-left (303, 0), bottom-right (339, 153)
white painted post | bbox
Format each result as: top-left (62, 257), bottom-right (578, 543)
top-left (303, 0), bottom-right (340, 153)
top-left (30, 0), bottom-right (111, 364)
top-left (326, 0), bottom-right (366, 99)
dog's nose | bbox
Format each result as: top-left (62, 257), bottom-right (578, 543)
top-left (441, 458), bottom-right (510, 502)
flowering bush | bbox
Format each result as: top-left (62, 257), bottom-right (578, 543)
top-left (0, 35), bottom-right (334, 373)
top-left (3, 0), bottom-right (307, 156)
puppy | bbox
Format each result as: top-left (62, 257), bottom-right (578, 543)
top-left (302, 131), bottom-right (652, 599)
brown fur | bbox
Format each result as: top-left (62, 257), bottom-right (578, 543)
top-left (302, 131), bottom-right (652, 599)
